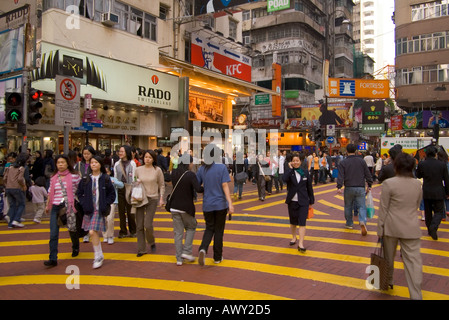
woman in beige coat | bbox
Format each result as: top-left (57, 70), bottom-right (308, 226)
top-left (377, 152), bottom-right (423, 300)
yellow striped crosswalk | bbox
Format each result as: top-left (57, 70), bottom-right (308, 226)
top-left (0, 181), bottom-right (448, 300)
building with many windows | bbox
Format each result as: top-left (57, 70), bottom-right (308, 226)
top-left (394, 0), bottom-right (449, 112)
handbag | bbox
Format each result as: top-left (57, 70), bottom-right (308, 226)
top-left (369, 238), bottom-right (390, 290)
top-left (307, 207), bottom-right (314, 219)
top-left (258, 163), bottom-right (271, 181)
top-left (235, 171), bottom-right (248, 184)
top-left (165, 171), bottom-right (188, 212)
top-left (57, 202), bottom-right (68, 227)
top-left (57, 175), bottom-right (77, 232)
top-left (130, 182), bottom-right (144, 204)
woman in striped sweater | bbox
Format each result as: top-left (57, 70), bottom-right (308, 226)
top-left (44, 154), bottom-right (81, 267)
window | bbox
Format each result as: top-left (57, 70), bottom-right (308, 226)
top-left (395, 31), bottom-right (449, 56)
top-left (411, 1), bottom-right (449, 21)
top-left (229, 19), bottom-right (237, 39)
top-left (113, 1), bottom-right (157, 41)
top-left (160, 5), bottom-right (169, 20)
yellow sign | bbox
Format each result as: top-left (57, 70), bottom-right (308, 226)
top-left (328, 78), bottom-right (390, 99)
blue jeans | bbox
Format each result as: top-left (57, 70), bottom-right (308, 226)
top-left (6, 189), bottom-right (25, 227)
top-left (344, 187), bottom-right (367, 226)
top-left (233, 181), bottom-right (243, 198)
top-left (49, 204), bottom-right (79, 261)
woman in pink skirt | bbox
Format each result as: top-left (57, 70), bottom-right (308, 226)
top-left (76, 156), bottom-right (116, 269)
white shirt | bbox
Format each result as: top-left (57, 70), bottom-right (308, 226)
top-left (91, 174), bottom-right (100, 209)
top-left (278, 155), bottom-right (285, 174)
top-left (291, 171), bottom-right (301, 202)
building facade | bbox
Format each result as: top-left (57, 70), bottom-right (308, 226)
top-left (394, 0), bottom-right (449, 112)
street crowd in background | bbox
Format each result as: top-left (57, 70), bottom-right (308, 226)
top-left (1, 141), bottom-right (449, 300)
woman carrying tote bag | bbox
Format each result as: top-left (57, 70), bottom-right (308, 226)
top-left (134, 150), bottom-right (165, 257)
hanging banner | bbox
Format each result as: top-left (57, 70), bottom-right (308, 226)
top-left (191, 35), bottom-right (252, 82)
top-left (272, 63), bottom-right (281, 117)
top-left (328, 78), bottom-right (390, 99)
top-left (194, 0), bottom-right (262, 15)
top-left (362, 101), bottom-right (385, 124)
top-left (390, 115), bottom-right (403, 131)
top-left (284, 103), bottom-right (353, 129)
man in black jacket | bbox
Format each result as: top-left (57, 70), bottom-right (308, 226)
top-left (337, 144), bottom-right (373, 236)
top-left (416, 146), bottom-right (449, 240)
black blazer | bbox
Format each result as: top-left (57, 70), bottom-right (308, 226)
top-left (170, 170), bottom-right (204, 216)
top-left (76, 173), bottom-right (116, 216)
top-left (282, 167), bottom-right (315, 206)
top-left (416, 157), bottom-right (449, 200)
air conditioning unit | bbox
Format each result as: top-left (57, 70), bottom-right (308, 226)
top-left (101, 12), bottom-right (119, 27)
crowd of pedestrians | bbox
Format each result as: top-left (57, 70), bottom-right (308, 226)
top-left (1, 140), bottom-right (449, 300)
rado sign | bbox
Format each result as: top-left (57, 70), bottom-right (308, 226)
top-left (32, 43), bottom-right (180, 112)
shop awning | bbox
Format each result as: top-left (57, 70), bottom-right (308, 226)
top-left (159, 54), bottom-right (280, 97)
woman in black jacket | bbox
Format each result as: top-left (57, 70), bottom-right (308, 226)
top-left (76, 156), bottom-right (116, 269)
top-left (168, 154), bottom-right (204, 265)
top-left (283, 152), bottom-right (315, 253)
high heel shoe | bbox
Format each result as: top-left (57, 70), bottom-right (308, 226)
top-left (289, 239), bottom-right (297, 246)
top-left (298, 247), bottom-right (307, 253)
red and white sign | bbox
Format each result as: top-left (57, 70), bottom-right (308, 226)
top-left (191, 35), bottom-right (251, 82)
top-left (55, 75), bottom-right (81, 127)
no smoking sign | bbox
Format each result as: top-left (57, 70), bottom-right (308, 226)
top-left (55, 75), bottom-right (81, 127)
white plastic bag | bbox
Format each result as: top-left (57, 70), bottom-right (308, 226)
top-left (366, 191), bottom-right (375, 218)
top-left (131, 182), bottom-right (144, 204)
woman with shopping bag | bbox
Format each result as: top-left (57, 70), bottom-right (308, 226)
top-left (134, 150), bottom-right (165, 257)
top-left (283, 152), bottom-right (315, 253)
top-left (377, 152), bottom-right (423, 299)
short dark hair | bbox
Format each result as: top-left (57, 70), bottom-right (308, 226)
top-left (393, 153), bottom-right (415, 177)
top-left (346, 144), bottom-right (357, 154)
top-left (425, 146), bottom-right (437, 158)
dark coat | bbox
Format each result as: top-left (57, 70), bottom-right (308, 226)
top-left (282, 167), bottom-right (315, 206)
top-left (416, 157), bottom-right (449, 200)
top-left (169, 170), bottom-right (204, 216)
top-left (76, 173), bottom-right (116, 216)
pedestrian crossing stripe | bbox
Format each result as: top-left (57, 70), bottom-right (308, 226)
top-left (0, 274), bottom-right (291, 300)
top-left (0, 253), bottom-right (448, 300)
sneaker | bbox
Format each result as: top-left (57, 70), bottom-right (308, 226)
top-left (33, 219), bottom-right (41, 224)
top-left (176, 261), bottom-right (183, 266)
top-left (4, 215), bottom-right (10, 223)
top-left (181, 253), bottom-right (195, 262)
top-left (11, 221), bottom-right (25, 228)
top-left (93, 256), bottom-right (104, 269)
top-left (345, 224), bottom-right (354, 229)
top-left (107, 237), bottom-right (114, 245)
top-left (198, 249), bottom-right (206, 266)
top-left (103, 237), bottom-right (108, 243)
top-left (214, 257), bottom-right (223, 264)
top-left (361, 224), bottom-right (368, 236)
top-left (83, 235), bottom-right (90, 243)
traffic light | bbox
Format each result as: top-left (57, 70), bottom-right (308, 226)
top-left (5, 92), bottom-right (23, 123)
top-left (28, 89), bottom-right (43, 125)
top-left (310, 128), bottom-right (316, 141)
top-left (315, 128), bottom-right (322, 141)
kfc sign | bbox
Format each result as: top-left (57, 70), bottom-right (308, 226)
top-left (191, 35), bottom-right (251, 82)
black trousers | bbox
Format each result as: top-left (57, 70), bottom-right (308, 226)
top-left (199, 208), bottom-right (228, 261)
top-left (423, 199), bottom-right (445, 233)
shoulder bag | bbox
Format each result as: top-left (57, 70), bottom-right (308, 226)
top-left (57, 175), bottom-right (77, 232)
top-left (165, 171), bottom-right (188, 212)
